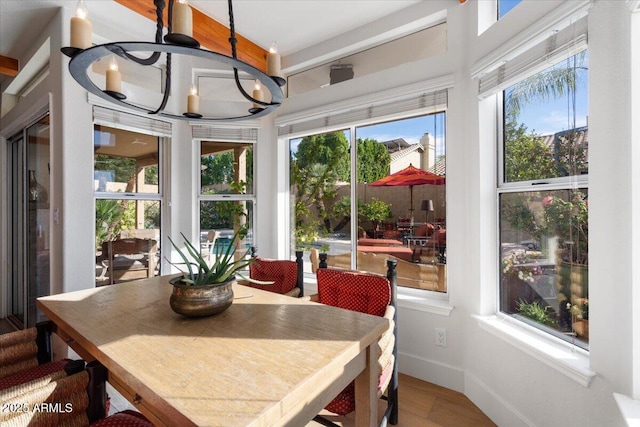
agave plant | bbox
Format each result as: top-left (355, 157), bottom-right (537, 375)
top-left (168, 230), bottom-right (266, 286)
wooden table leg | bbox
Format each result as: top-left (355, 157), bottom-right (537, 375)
top-left (355, 343), bottom-right (379, 427)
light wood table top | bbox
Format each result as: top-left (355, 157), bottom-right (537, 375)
top-left (37, 275), bottom-right (388, 427)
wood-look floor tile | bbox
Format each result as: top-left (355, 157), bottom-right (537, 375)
top-left (306, 373), bottom-right (495, 427)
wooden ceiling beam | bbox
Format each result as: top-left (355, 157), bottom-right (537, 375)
top-left (114, 0), bottom-right (267, 72)
top-left (0, 54), bottom-right (19, 77)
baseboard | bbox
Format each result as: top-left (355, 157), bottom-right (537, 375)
top-left (464, 371), bottom-right (535, 427)
top-left (398, 351), bottom-right (465, 393)
top-left (399, 351), bottom-right (534, 427)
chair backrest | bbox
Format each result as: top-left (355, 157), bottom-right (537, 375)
top-left (103, 238), bottom-right (157, 257)
top-left (1, 360), bottom-right (152, 426)
top-left (315, 258), bottom-right (399, 425)
top-left (206, 230), bottom-right (220, 246)
top-left (0, 322), bottom-right (54, 380)
top-left (101, 238), bottom-right (158, 285)
top-left (316, 268), bottom-right (391, 316)
top-left (248, 250), bottom-right (304, 296)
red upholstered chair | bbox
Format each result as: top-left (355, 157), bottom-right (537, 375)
top-left (243, 249), bottom-right (305, 297)
top-left (312, 255), bottom-right (399, 426)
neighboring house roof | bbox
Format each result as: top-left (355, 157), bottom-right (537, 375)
top-left (537, 127), bottom-right (588, 149)
top-left (428, 157), bottom-right (446, 176)
top-left (389, 143), bottom-right (424, 163)
top-left (535, 126), bottom-right (589, 175)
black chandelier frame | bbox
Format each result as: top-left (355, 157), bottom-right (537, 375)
top-left (61, 0), bottom-right (284, 122)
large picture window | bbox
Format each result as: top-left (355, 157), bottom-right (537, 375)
top-left (289, 112), bottom-right (447, 292)
top-left (498, 50), bottom-right (589, 348)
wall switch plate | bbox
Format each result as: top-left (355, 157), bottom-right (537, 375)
top-left (435, 328), bottom-right (447, 347)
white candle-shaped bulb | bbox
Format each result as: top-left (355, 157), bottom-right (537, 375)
top-left (172, 0), bottom-right (193, 37)
top-left (187, 85), bottom-right (200, 114)
top-left (252, 82), bottom-right (264, 109)
top-left (70, 0), bottom-right (92, 49)
top-left (267, 42), bottom-right (281, 77)
top-left (105, 57), bottom-right (122, 93)
top-left (76, 0), bottom-right (88, 19)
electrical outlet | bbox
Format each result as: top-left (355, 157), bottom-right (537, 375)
top-left (435, 328), bottom-right (447, 347)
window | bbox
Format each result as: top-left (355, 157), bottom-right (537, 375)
top-left (498, 0), bottom-right (522, 19)
top-left (199, 140), bottom-right (255, 261)
top-left (94, 124), bottom-right (164, 286)
top-left (498, 50), bottom-right (589, 348)
top-left (289, 112), bottom-right (447, 292)
top-left (290, 129), bottom-right (352, 268)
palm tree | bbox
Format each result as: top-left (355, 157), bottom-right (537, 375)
top-left (504, 51), bottom-right (588, 178)
top-left (505, 51), bottom-right (587, 120)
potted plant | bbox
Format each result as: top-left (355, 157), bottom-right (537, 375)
top-left (167, 230), bottom-right (267, 317)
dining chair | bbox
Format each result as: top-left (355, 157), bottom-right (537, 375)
top-left (311, 256), bottom-right (399, 426)
top-left (0, 361), bottom-right (152, 426)
top-left (240, 248), bottom-right (305, 297)
top-left (0, 321), bottom-right (85, 392)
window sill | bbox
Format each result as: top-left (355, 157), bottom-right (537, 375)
top-left (613, 393), bottom-right (640, 426)
top-left (473, 314), bottom-right (595, 387)
top-left (397, 287), bottom-right (454, 316)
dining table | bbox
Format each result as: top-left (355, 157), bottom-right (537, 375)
top-left (36, 275), bottom-right (388, 427)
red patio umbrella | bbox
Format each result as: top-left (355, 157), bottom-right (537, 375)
top-left (369, 164), bottom-right (445, 216)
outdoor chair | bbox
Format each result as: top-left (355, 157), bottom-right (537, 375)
top-left (100, 237), bottom-right (158, 285)
top-left (311, 255), bottom-right (398, 426)
top-left (200, 230), bottom-right (221, 260)
top-left (239, 248), bottom-right (304, 297)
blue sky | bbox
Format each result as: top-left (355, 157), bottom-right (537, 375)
top-left (499, 0), bottom-right (521, 19)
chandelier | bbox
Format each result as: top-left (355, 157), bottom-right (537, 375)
top-left (61, 0), bottom-right (285, 122)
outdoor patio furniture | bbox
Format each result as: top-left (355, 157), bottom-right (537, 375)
top-left (311, 258), bottom-right (399, 426)
top-left (407, 227), bottom-right (446, 264)
top-left (100, 237), bottom-right (158, 285)
top-left (200, 230), bottom-right (221, 260)
top-left (357, 244), bottom-right (414, 262)
top-left (357, 238), bottom-right (404, 247)
top-left (310, 249), bottom-right (445, 292)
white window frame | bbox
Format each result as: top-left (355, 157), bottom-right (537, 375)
top-left (473, 4), bottom-right (595, 387)
top-left (277, 78), bottom-right (455, 315)
top-left (195, 128), bottom-right (258, 251)
top-left (93, 108), bottom-right (170, 277)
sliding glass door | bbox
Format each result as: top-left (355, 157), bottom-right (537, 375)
top-left (6, 113), bottom-right (51, 328)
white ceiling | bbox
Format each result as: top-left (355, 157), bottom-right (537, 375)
top-left (0, 0), bottom-right (423, 66)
